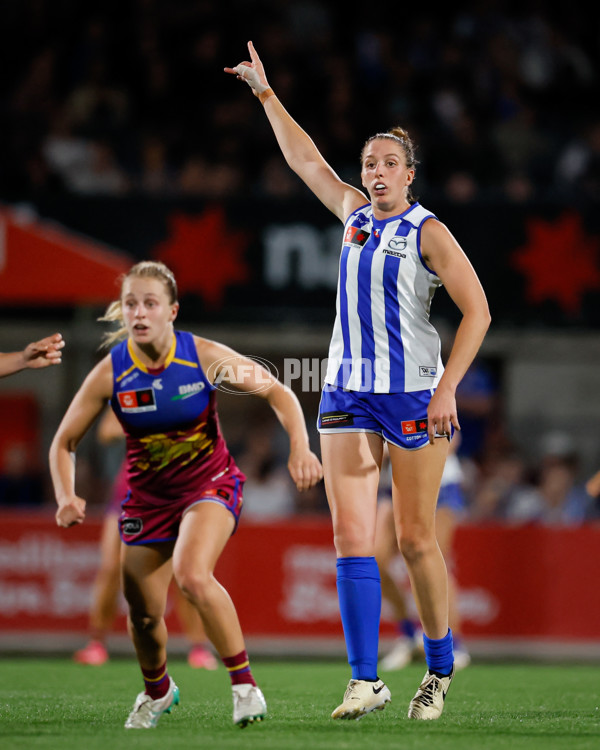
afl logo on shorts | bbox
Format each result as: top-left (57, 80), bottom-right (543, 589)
top-left (121, 518), bottom-right (143, 535)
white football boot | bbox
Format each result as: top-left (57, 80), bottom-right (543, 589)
top-left (331, 678), bottom-right (391, 720)
top-left (124, 676), bottom-right (180, 729)
top-left (232, 683), bottom-right (267, 727)
top-left (407, 667), bottom-right (454, 720)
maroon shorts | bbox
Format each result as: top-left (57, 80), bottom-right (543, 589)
top-left (118, 469), bottom-right (244, 545)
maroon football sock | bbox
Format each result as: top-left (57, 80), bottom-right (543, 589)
top-left (141, 662), bottom-right (170, 699)
top-left (222, 649), bottom-right (256, 686)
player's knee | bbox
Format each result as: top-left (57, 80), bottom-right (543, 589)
top-left (333, 528), bottom-right (374, 557)
top-left (128, 609), bottom-right (162, 633)
top-left (174, 569), bottom-right (213, 607)
top-left (398, 528), bottom-right (436, 565)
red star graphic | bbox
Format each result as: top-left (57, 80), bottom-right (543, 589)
top-left (511, 212), bottom-right (600, 315)
top-left (152, 206), bottom-right (250, 309)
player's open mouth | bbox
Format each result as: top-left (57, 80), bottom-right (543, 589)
top-left (373, 182), bottom-right (387, 193)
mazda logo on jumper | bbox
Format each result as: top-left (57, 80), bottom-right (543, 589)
top-left (389, 237), bottom-right (407, 251)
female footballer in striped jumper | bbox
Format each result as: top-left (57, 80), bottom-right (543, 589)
top-left (226, 42), bottom-right (490, 721)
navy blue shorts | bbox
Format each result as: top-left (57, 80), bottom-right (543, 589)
top-left (318, 385), bottom-right (450, 450)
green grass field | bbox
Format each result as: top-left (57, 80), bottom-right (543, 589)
top-left (0, 658), bottom-right (598, 750)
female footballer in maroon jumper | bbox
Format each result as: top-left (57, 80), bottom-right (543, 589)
top-left (50, 260), bottom-right (322, 729)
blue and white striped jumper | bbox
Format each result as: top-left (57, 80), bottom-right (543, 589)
top-left (324, 201), bottom-right (444, 394)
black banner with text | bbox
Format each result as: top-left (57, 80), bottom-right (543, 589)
top-left (10, 194), bottom-right (600, 329)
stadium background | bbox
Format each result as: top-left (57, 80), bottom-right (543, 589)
top-left (1, 0), bottom-right (599, 660)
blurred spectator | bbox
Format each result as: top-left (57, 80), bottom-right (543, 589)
top-left (235, 422), bottom-right (296, 520)
top-left (471, 430), bottom-right (595, 525)
top-left (427, 113), bottom-right (506, 199)
top-left (555, 119), bottom-right (600, 200)
top-left (178, 154), bottom-right (211, 197)
top-left (136, 133), bottom-right (176, 195)
top-left (66, 138), bottom-right (130, 195)
top-left (64, 60), bottom-right (130, 141)
top-left (443, 172), bottom-right (479, 203)
top-left (492, 102), bottom-right (554, 186)
top-left (254, 155), bottom-right (304, 200)
top-left (43, 110), bottom-right (93, 190)
top-left (528, 431), bottom-right (594, 525)
top-left (503, 170), bottom-right (535, 202)
top-left (454, 357), bottom-right (500, 463)
top-left (469, 446), bottom-right (541, 523)
top-left (177, 156), bottom-right (242, 199)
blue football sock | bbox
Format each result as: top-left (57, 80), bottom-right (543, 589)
top-left (399, 618), bottom-right (416, 639)
top-left (336, 556), bottom-right (381, 681)
top-left (423, 628), bottom-right (454, 676)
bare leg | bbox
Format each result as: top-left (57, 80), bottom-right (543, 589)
top-left (171, 582), bottom-right (210, 643)
top-left (173, 502), bottom-right (266, 725)
top-left (121, 542), bottom-right (174, 670)
top-left (435, 506), bottom-right (461, 637)
top-left (374, 498), bottom-right (409, 621)
top-left (172, 502), bottom-right (243, 658)
top-left (171, 564), bottom-right (218, 669)
top-left (389, 439), bottom-right (450, 639)
top-left (121, 542), bottom-right (181, 728)
top-left (375, 496), bottom-right (419, 671)
top-left (320, 432), bottom-right (383, 557)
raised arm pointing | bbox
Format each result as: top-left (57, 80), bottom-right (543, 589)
top-left (225, 41), bottom-right (366, 223)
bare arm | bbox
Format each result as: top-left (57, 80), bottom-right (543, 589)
top-left (49, 355), bottom-right (114, 527)
top-left (421, 219), bottom-right (491, 443)
top-left (225, 41), bottom-right (366, 223)
top-left (197, 337), bottom-right (323, 491)
top-left (0, 333), bottom-right (64, 377)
